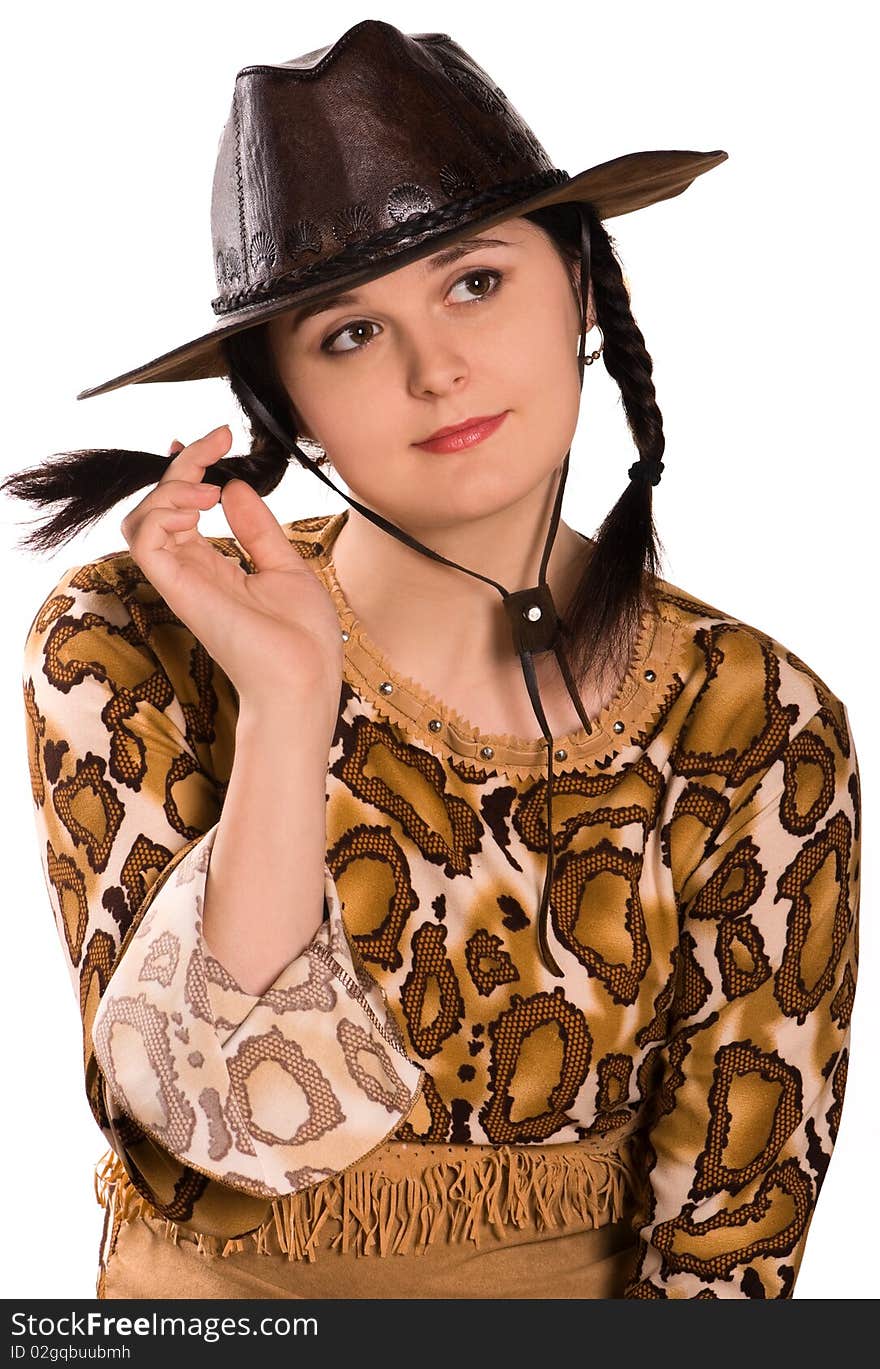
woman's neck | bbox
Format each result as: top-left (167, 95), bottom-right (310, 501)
top-left (328, 483), bottom-right (591, 676)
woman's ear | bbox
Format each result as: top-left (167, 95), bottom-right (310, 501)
top-left (585, 277), bottom-right (597, 332)
top-left (567, 259), bottom-right (597, 335)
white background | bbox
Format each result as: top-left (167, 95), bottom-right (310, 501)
top-left (1, 0), bottom-right (875, 1298)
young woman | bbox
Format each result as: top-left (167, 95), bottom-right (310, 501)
top-left (7, 21), bottom-right (860, 1300)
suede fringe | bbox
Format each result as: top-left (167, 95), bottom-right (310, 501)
top-left (95, 1138), bottom-right (639, 1263)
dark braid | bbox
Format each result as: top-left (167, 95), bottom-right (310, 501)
top-left (524, 202), bottom-right (666, 696)
top-left (220, 323), bottom-right (329, 485)
top-left (0, 323), bottom-right (321, 558)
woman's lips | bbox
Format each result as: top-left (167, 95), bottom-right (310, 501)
top-left (414, 410), bottom-right (509, 453)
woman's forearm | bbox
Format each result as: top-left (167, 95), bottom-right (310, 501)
top-left (201, 695), bottom-right (336, 995)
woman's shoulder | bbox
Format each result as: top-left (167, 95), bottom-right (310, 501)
top-left (649, 567), bottom-right (850, 751)
top-left (22, 512), bottom-right (336, 708)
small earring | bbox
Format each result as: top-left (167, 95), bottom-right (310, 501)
top-left (580, 325), bottom-right (604, 365)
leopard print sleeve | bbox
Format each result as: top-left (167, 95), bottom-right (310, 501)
top-left (622, 701), bottom-right (860, 1298)
top-left (91, 819), bottom-right (424, 1198)
top-left (23, 560), bottom-right (424, 1209)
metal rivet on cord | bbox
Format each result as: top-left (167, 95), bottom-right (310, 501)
top-left (428, 719), bottom-right (443, 733)
top-left (480, 745), bottom-right (495, 760)
top-left (554, 748), bottom-right (568, 761)
top-left (644, 668), bottom-right (656, 682)
top-left (612, 720), bottom-right (625, 734)
top-left (524, 604), bottom-right (542, 622)
top-left (380, 681), bottom-right (393, 695)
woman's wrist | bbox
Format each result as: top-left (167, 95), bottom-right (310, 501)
top-left (235, 685), bottom-right (338, 758)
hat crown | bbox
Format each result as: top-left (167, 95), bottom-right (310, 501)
top-left (210, 20), bottom-right (559, 315)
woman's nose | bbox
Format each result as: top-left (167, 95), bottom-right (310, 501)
top-left (403, 326), bottom-right (470, 397)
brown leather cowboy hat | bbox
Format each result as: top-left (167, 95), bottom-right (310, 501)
top-left (75, 18), bottom-right (727, 401)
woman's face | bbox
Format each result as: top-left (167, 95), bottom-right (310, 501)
top-left (266, 216), bottom-right (594, 532)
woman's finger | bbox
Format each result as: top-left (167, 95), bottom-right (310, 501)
top-left (127, 503), bottom-right (207, 556)
top-left (120, 478), bottom-right (219, 540)
top-left (218, 478), bottom-right (301, 574)
top-left (157, 424), bottom-right (232, 487)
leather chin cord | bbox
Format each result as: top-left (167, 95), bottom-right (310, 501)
top-left (228, 203), bottom-right (596, 978)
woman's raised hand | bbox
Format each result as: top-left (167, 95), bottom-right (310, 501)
top-left (120, 425), bottom-right (343, 710)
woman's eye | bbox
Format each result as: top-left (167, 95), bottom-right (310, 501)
top-left (323, 321), bottom-right (380, 355)
top-left (321, 268), bottom-right (504, 355)
top-left (447, 268), bottom-right (503, 304)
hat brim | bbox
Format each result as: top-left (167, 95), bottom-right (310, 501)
top-left (76, 147), bottom-right (727, 401)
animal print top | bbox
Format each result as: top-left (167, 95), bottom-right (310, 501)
top-left (22, 509), bottom-right (860, 1297)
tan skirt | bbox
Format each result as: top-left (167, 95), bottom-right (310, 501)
top-left (96, 1127), bottom-right (644, 1300)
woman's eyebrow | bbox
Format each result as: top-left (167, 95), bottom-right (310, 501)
top-left (288, 237), bottom-right (515, 332)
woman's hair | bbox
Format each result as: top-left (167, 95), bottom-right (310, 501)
top-left (2, 201), bottom-right (665, 697)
